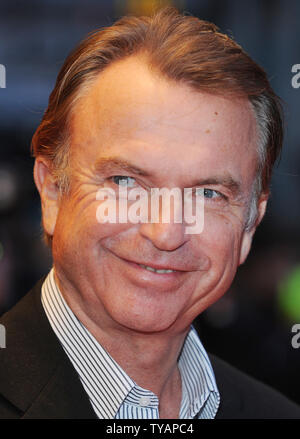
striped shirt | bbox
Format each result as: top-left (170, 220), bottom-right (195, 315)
top-left (41, 268), bottom-right (220, 419)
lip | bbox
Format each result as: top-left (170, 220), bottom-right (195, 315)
top-left (109, 250), bottom-right (189, 289)
top-left (121, 257), bottom-right (189, 273)
top-left (127, 259), bottom-right (186, 274)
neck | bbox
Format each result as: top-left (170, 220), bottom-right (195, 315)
top-left (76, 305), bottom-right (187, 419)
top-left (74, 293), bottom-right (188, 397)
top-left (54, 268), bottom-right (189, 413)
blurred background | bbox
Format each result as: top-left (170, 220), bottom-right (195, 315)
top-left (0, 0), bottom-right (300, 405)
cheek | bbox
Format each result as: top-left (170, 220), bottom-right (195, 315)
top-left (197, 212), bottom-right (243, 267)
top-left (53, 196), bottom-right (133, 260)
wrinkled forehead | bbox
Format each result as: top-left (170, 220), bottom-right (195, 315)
top-left (69, 56), bottom-right (259, 187)
top-left (71, 57), bottom-right (256, 137)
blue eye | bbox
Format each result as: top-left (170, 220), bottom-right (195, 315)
top-left (112, 176), bottom-right (136, 188)
top-left (204, 188), bottom-right (218, 199)
top-left (196, 188), bottom-right (223, 199)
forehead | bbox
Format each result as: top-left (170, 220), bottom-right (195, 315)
top-left (70, 56), bottom-right (258, 187)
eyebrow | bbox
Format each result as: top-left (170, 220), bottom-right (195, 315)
top-left (94, 157), bottom-right (150, 177)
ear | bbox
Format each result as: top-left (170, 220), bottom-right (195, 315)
top-left (34, 157), bottom-right (60, 237)
top-left (239, 192), bottom-right (269, 265)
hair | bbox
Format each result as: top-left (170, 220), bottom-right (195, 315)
top-left (31, 7), bottom-right (283, 246)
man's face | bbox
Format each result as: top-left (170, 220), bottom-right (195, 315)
top-left (40, 56), bottom-right (264, 335)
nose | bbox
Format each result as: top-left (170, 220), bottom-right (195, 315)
top-left (136, 187), bottom-right (190, 251)
top-left (139, 221), bottom-right (187, 251)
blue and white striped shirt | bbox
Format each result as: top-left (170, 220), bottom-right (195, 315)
top-left (41, 268), bottom-right (220, 419)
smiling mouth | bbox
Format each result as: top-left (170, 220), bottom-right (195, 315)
top-left (136, 263), bottom-right (176, 274)
top-left (126, 258), bottom-right (189, 275)
top-left (108, 249), bottom-right (190, 275)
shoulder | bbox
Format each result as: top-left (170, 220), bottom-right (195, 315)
top-left (0, 279), bottom-right (97, 419)
top-left (0, 279), bottom-right (62, 417)
top-left (208, 353), bottom-right (300, 419)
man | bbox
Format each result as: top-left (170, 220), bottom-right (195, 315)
top-left (0, 7), bottom-right (299, 419)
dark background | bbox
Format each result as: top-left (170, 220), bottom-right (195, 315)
top-left (1, 0), bottom-right (300, 405)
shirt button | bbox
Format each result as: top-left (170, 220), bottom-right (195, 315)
top-left (139, 396), bottom-right (151, 407)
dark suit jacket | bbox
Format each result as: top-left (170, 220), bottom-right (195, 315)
top-left (0, 279), bottom-right (300, 419)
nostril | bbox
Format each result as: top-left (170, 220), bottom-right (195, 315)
top-left (139, 221), bottom-right (187, 252)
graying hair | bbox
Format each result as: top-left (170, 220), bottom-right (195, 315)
top-left (245, 95), bottom-right (273, 230)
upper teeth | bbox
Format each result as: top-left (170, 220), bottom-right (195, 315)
top-left (138, 264), bottom-right (175, 274)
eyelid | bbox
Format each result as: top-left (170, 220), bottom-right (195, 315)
top-left (110, 175), bottom-right (137, 186)
top-left (195, 187), bottom-right (228, 200)
top-left (112, 175), bottom-right (136, 181)
top-left (109, 175), bottom-right (155, 193)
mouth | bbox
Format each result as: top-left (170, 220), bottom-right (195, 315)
top-left (106, 249), bottom-right (202, 277)
top-left (106, 244), bottom-right (197, 276)
top-left (106, 249), bottom-right (192, 290)
top-left (135, 263), bottom-right (177, 274)
top-left (115, 253), bottom-right (189, 276)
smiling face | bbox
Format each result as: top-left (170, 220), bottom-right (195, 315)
top-left (35, 56), bottom-right (267, 335)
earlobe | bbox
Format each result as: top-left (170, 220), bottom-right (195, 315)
top-left (254, 194), bottom-right (268, 230)
top-left (34, 158), bottom-right (60, 237)
top-left (239, 231), bottom-right (253, 265)
top-left (239, 193), bottom-right (269, 265)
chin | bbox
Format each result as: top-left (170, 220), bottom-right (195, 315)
top-left (112, 311), bottom-right (180, 334)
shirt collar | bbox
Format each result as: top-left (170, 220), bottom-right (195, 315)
top-left (178, 327), bottom-right (220, 418)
